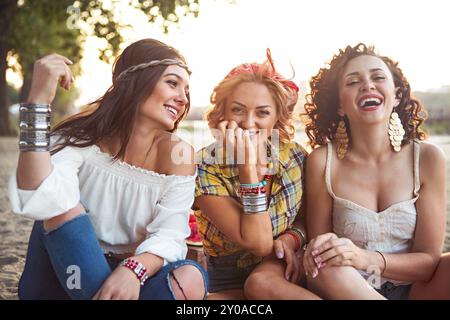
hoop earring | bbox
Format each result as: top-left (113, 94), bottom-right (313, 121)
top-left (336, 118), bottom-right (349, 160)
top-left (388, 109), bottom-right (405, 152)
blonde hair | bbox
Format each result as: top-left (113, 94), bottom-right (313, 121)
top-left (206, 62), bottom-right (298, 143)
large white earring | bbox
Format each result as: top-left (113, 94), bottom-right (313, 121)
top-left (388, 107), bottom-right (405, 152)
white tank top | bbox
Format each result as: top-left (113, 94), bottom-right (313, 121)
top-left (325, 140), bottom-right (421, 285)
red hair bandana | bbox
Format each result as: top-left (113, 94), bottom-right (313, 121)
top-left (224, 48), bottom-right (299, 93)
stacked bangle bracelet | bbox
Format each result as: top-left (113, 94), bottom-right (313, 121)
top-left (239, 175), bottom-right (271, 214)
top-left (121, 258), bottom-right (149, 286)
top-left (242, 194), bottom-right (267, 214)
top-left (283, 226), bottom-right (306, 252)
top-left (19, 103), bottom-right (51, 152)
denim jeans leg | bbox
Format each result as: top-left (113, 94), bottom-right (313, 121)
top-left (18, 221), bottom-right (70, 300)
top-left (41, 213), bottom-right (112, 300)
top-left (139, 259), bottom-right (209, 300)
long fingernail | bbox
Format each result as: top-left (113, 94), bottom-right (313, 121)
top-left (285, 273), bottom-right (290, 281)
top-left (312, 250), bottom-right (318, 255)
top-left (276, 251), bottom-right (283, 259)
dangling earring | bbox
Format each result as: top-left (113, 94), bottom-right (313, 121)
top-left (336, 117), bottom-right (349, 160)
top-left (388, 108), bottom-right (405, 152)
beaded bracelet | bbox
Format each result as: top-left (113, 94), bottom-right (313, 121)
top-left (121, 258), bottom-right (149, 286)
top-left (239, 186), bottom-right (266, 195)
top-left (283, 230), bottom-right (301, 252)
top-left (283, 226), bottom-right (307, 252)
top-left (289, 226), bottom-right (306, 250)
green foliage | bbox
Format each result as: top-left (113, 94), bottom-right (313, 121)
top-left (7, 0), bottom-right (201, 78)
top-left (72, 0), bottom-right (200, 62)
top-left (8, 1), bottom-right (82, 69)
top-left (0, 0), bottom-right (201, 135)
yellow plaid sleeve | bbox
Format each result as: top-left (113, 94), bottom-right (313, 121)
top-left (195, 164), bottom-right (230, 198)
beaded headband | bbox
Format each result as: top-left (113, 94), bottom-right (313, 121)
top-left (224, 49), bottom-right (299, 92)
top-left (115, 58), bottom-right (191, 81)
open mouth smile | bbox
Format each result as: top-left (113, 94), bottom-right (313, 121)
top-left (357, 95), bottom-right (384, 111)
top-left (164, 104), bottom-right (180, 119)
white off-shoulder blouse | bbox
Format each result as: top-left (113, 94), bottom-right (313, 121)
top-left (8, 142), bottom-right (196, 266)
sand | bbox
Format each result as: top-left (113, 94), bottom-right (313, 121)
top-left (1, 136), bottom-right (449, 300)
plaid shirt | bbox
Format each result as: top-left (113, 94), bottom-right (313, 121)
top-left (194, 140), bottom-right (308, 268)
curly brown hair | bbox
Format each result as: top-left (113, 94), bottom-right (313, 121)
top-left (207, 60), bottom-right (298, 143)
top-left (302, 43), bottom-right (427, 149)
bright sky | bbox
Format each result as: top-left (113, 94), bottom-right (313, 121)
top-left (12, 0), bottom-right (450, 108)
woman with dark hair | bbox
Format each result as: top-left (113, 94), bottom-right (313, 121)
top-left (302, 43), bottom-right (449, 299)
top-left (8, 38), bottom-right (208, 300)
top-left (193, 50), bottom-right (319, 300)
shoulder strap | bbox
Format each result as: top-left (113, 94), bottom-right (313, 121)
top-left (413, 140), bottom-right (421, 196)
top-left (325, 142), bottom-right (336, 198)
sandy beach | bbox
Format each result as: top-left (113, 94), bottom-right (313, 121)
top-left (1, 136), bottom-right (450, 300)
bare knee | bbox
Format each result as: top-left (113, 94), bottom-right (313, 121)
top-left (43, 203), bottom-right (86, 232)
top-left (244, 271), bottom-right (275, 299)
top-left (308, 266), bottom-right (355, 291)
top-left (170, 264), bottom-right (206, 300)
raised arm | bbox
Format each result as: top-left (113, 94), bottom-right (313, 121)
top-left (16, 54), bottom-right (73, 190)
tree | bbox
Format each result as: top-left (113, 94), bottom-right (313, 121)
top-left (0, 0), bottom-right (200, 136)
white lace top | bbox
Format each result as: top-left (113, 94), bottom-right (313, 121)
top-left (8, 142), bottom-right (196, 265)
top-left (326, 141), bottom-right (421, 285)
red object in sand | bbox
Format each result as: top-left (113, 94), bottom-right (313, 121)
top-left (186, 214), bottom-right (203, 247)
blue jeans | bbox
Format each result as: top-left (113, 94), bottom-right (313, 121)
top-left (18, 214), bottom-right (208, 300)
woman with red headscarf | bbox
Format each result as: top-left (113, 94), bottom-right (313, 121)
top-left (193, 50), bottom-right (319, 299)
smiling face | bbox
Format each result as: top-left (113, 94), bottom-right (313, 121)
top-left (223, 81), bottom-right (278, 137)
top-left (138, 64), bottom-right (190, 130)
top-left (338, 55), bottom-right (399, 126)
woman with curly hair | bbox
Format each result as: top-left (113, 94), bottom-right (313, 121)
top-left (302, 43), bottom-right (449, 299)
top-left (193, 49), bottom-right (319, 300)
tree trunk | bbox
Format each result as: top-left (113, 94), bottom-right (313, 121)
top-left (0, 0), bottom-right (17, 136)
top-left (0, 37), bottom-right (12, 136)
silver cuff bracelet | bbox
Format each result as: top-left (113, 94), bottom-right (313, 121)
top-left (19, 103), bottom-right (51, 152)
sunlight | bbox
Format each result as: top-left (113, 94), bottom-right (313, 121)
top-left (8, 0), bottom-right (450, 108)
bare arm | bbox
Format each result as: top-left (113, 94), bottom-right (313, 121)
top-left (377, 143), bottom-right (447, 282)
top-left (17, 54), bottom-right (73, 190)
top-left (193, 120), bottom-right (275, 257)
top-left (306, 147), bottom-right (334, 239)
top-left (194, 194), bottom-right (273, 257)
